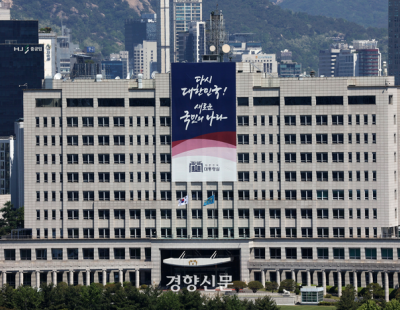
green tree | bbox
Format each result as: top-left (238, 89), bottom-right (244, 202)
top-left (80, 283), bottom-right (103, 310)
top-left (254, 296), bottom-right (280, 310)
top-left (362, 283), bottom-right (385, 304)
top-left (12, 286), bottom-right (42, 310)
top-left (265, 282), bottom-right (279, 292)
top-left (156, 291), bottom-right (183, 310)
top-left (278, 279), bottom-right (296, 292)
top-left (385, 299), bottom-right (400, 310)
top-left (0, 202), bottom-right (24, 236)
top-left (357, 300), bottom-right (381, 310)
top-left (178, 289), bottom-right (206, 310)
top-left (0, 285), bottom-right (15, 310)
top-left (336, 285), bottom-right (359, 310)
top-left (232, 281), bottom-right (247, 293)
top-left (205, 295), bottom-right (247, 310)
top-left (247, 281), bottom-right (263, 293)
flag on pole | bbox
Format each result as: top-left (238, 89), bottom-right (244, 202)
top-left (203, 195), bottom-right (215, 206)
top-left (178, 196), bottom-right (189, 206)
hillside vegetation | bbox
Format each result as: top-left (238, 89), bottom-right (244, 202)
top-left (275, 0), bottom-right (387, 29)
top-left (11, 0), bottom-right (149, 56)
top-left (11, 0), bottom-right (387, 71)
top-left (202, 0), bottom-right (387, 71)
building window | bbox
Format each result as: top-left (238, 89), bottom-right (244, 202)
top-left (254, 248), bottom-right (265, 259)
top-left (316, 153), bottom-right (328, 163)
top-left (114, 248), bottom-right (125, 259)
top-left (301, 248), bottom-right (313, 259)
top-left (333, 248), bottom-right (345, 259)
top-left (301, 153), bottom-right (312, 163)
top-left (317, 248), bottom-right (328, 259)
top-left (176, 228), bottom-right (187, 238)
top-left (254, 228), bottom-right (265, 238)
top-left (4, 249), bottom-right (15, 260)
top-left (381, 248), bottom-right (393, 260)
top-left (365, 248), bottom-right (377, 260)
top-left (98, 248), bottom-right (109, 259)
top-left (237, 116), bottom-right (249, 126)
top-left (316, 115), bottom-right (328, 125)
top-left (270, 228), bottom-right (281, 238)
top-left (238, 190), bottom-right (250, 200)
top-left (67, 248), bottom-right (79, 260)
top-left (333, 228), bottom-right (345, 238)
top-left (349, 248), bottom-right (361, 259)
top-left (285, 248), bottom-right (297, 259)
top-left (316, 134), bottom-right (328, 144)
top-left (317, 228), bottom-right (329, 238)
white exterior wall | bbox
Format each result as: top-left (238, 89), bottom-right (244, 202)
top-left (157, 0), bottom-right (171, 73)
top-left (39, 35), bottom-right (57, 78)
top-left (0, 73), bottom-right (398, 288)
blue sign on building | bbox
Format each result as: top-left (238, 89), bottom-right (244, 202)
top-left (86, 46), bottom-right (95, 53)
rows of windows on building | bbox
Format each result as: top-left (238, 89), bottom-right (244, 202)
top-left (34, 207), bottom-right (382, 239)
top-left (3, 246), bottom-right (400, 261)
top-left (35, 95), bottom-right (381, 109)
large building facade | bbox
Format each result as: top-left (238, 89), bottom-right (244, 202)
top-left (1, 72), bottom-right (400, 300)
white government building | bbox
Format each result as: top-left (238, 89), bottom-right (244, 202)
top-left (1, 69), bottom-right (400, 301)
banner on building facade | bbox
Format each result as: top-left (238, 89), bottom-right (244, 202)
top-left (171, 63), bottom-right (236, 182)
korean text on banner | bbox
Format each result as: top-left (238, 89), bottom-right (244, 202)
top-left (171, 63), bottom-right (237, 182)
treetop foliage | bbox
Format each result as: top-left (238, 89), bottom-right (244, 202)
top-left (0, 202), bottom-right (23, 236)
top-left (0, 283), bottom-right (281, 310)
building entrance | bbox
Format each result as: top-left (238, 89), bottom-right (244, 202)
top-left (160, 249), bottom-right (241, 287)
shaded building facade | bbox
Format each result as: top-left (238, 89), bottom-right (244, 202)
top-left (389, 0), bottom-right (399, 83)
top-left (0, 20), bottom-right (43, 136)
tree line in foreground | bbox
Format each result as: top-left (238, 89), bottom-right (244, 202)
top-left (0, 282), bottom-right (279, 310)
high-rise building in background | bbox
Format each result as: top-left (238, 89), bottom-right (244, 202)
top-left (172, 0), bottom-right (202, 62)
top-left (70, 54), bottom-right (101, 79)
top-left (389, 0), bottom-right (399, 84)
top-left (0, 20), bottom-right (44, 136)
top-left (353, 40), bottom-right (381, 77)
top-left (228, 33), bottom-right (263, 62)
top-left (109, 51), bottom-right (129, 79)
top-left (125, 14), bottom-right (157, 72)
top-left (177, 21), bottom-right (206, 63)
top-left (0, 1), bottom-right (10, 20)
top-left (278, 49), bottom-right (302, 78)
top-left (157, 0), bottom-right (171, 73)
top-left (320, 41), bottom-right (381, 77)
top-left (318, 43), bottom-right (348, 77)
top-left (334, 49), bottom-right (358, 77)
top-left (132, 40), bottom-right (157, 79)
top-left (56, 26), bottom-right (80, 75)
top-left (242, 52), bottom-right (278, 75)
top-left (101, 60), bottom-right (124, 79)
